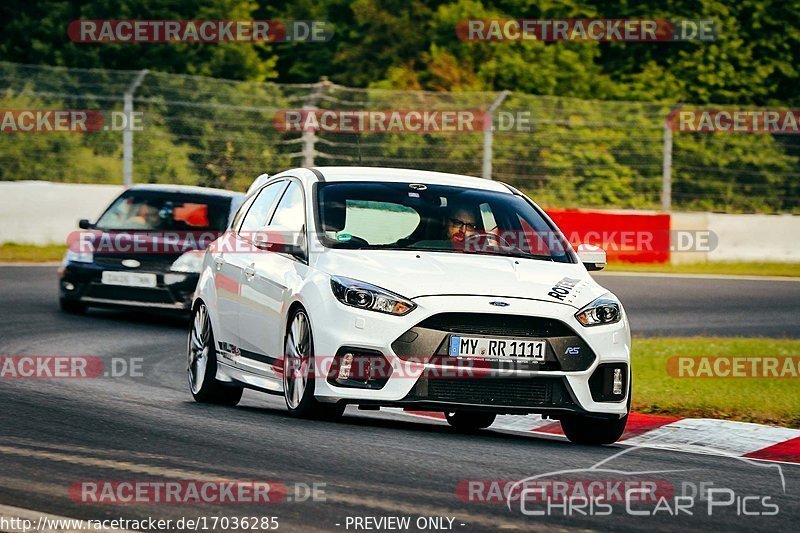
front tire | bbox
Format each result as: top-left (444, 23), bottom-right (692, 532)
top-left (560, 414), bottom-right (628, 445)
top-left (187, 302), bottom-right (243, 406)
top-left (283, 308), bottom-right (344, 420)
top-left (445, 410), bottom-right (497, 431)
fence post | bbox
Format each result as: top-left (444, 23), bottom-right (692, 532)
top-left (302, 76), bottom-right (330, 167)
top-left (661, 107), bottom-right (677, 212)
top-left (482, 90), bottom-right (510, 180)
top-left (122, 69), bottom-right (149, 188)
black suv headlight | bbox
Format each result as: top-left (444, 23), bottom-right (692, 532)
top-left (330, 276), bottom-right (416, 316)
top-left (575, 294), bottom-right (622, 327)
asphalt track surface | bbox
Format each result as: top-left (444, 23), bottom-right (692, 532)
top-left (0, 266), bottom-right (798, 532)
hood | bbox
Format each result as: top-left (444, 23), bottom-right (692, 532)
top-left (314, 249), bottom-right (607, 309)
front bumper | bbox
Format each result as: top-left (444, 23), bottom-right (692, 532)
top-left (310, 295), bottom-right (631, 417)
top-left (58, 261), bottom-right (198, 311)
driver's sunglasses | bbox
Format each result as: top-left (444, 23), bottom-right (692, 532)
top-left (449, 218), bottom-right (478, 231)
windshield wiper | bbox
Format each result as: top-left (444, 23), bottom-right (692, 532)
top-left (470, 248), bottom-right (555, 261)
top-left (383, 245), bottom-right (556, 262)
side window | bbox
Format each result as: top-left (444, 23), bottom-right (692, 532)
top-left (231, 194), bottom-right (256, 230)
top-left (268, 181), bottom-right (305, 232)
top-left (239, 181), bottom-right (285, 234)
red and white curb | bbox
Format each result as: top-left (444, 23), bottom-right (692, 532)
top-left (392, 410), bottom-right (800, 465)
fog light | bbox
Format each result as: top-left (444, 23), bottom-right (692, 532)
top-left (63, 282), bottom-right (75, 291)
top-left (612, 368), bottom-right (623, 395)
top-left (338, 353), bottom-right (354, 380)
top-left (164, 273), bottom-right (187, 285)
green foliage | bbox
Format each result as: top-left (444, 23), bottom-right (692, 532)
top-left (0, 0), bottom-right (797, 211)
top-left (0, 91), bottom-right (121, 183)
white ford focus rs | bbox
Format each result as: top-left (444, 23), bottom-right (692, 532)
top-left (188, 167), bottom-right (631, 444)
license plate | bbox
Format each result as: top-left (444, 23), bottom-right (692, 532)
top-left (101, 271), bottom-right (157, 288)
top-left (448, 335), bottom-right (546, 360)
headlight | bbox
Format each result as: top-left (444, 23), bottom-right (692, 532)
top-left (170, 251), bottom-right (204, 273)
top-left (330, 276), bottom-right (416, 316)
top-left (575, 294), bottom-right (622, 327)
top-left (65, 249), bottom-right (93, 263)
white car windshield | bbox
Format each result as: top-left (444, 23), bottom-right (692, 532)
top-left (316, 181), bottom-right (574, 263)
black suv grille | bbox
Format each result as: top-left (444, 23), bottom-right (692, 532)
top-left (85, 284), bottom-right (175, 304)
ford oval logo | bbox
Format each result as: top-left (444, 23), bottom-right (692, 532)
top-left (489, 301), bottom-right (509, 307)
top-left (121, 259), bottom-right (141, 268)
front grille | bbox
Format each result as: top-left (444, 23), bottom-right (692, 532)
top-left (417, 313), bottom-right (576, 338)
top-left (84, 284), bottom-right (175, 304)
top-left (405, 377), bottom-right (575, 408)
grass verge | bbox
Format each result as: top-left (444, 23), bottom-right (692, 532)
top-left (0, 243), bottom-right (67, 262)
top-left (633, 337), bottom-right (800, 428)
top-left (606, 261), bottom-right (800, 278)
top-left (2, 244), bottom-right (798, 278)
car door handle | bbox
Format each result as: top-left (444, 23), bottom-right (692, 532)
top-left (243, 264), bottom-right (256, 280)
top-left (213, 257), bottom-right (224, 271)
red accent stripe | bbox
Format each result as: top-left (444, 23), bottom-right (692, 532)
top-left (403, 410), bottom-right (446, 420)
top-left (744, 436), bottom-right (800, 464)
top-left (531, 422), bottom-right (564, 434)
top-left (620, 413), bottom-right (682, 439)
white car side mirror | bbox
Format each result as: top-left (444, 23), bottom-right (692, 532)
top-left (577, 243), bottom-right (606, 271)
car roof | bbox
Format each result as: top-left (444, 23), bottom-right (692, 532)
top-left (308, 166), bottom-right (511, 193)
top-left (126, 184), bottom-right (243, 198)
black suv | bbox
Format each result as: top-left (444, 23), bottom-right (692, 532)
top-left (58, 184), bottom-right (244, 314)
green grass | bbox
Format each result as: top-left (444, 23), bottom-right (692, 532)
top-left (606, 261), bottom-right (800, 277)
top-left (633, 337), bottom-right (800, 427)
top-left (0, 243), bottom-right (66, 262)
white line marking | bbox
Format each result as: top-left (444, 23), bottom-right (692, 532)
top-left (624, 418), bottom-right (800, 455)
top-left (0, 444), bottom-right (537, 530)
top-left (394, 411), bottom-right (800, 465)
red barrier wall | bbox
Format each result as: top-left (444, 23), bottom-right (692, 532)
top-left (546, 209), bottom-right (671, 264)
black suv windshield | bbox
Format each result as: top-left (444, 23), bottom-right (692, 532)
top-left (95, 190), bottom-right (233, 231)
top-left (316, 181), bottom-right (574, 263)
